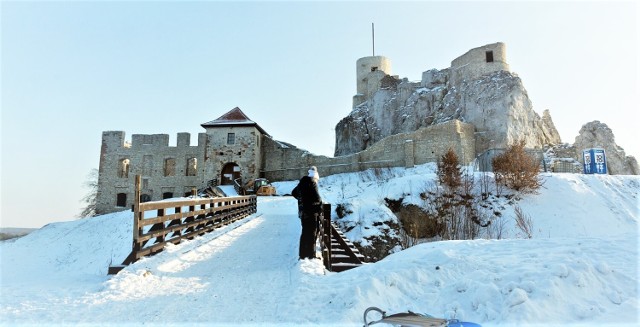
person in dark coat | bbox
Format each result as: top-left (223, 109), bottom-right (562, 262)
top-left (291, 166), bottom-right (323, 260)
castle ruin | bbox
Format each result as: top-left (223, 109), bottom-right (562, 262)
top-left (96, 42), bottom-right (560, 215)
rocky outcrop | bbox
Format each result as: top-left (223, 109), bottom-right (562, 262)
top-left (541, 109), bottom-right (562, 147)
top-left (573, 121), bottom-right (639, 175)
top-left (334, 42), bottom-right (636, 175)
top-left (334, 69), bottom-right (562, 157)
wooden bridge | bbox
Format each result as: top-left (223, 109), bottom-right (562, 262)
top-left (109, 175), bottom-right (363, 274)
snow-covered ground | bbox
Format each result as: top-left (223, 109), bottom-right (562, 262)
top-left (1, 163), bottom-right (638, 326)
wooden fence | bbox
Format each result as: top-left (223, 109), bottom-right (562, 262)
top-left (108, 175), bottom-right (257, 274)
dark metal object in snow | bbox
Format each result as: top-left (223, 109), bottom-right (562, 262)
top-left (363, 307), bottom-right (482, 327)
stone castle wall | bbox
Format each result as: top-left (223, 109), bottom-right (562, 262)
top-left (261, 120), bottom-right (475, 182)
top-left (96, 131), bottom-right (208, 215)
top-left (96, 126), bottom-right (265, 215)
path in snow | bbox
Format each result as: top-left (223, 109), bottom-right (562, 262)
top-left (89, 196), bottom-right (323, 324)
top-left (1, 196), bottom-right (327, 325)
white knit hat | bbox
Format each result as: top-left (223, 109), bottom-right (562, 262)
top-left (308, 166), bottom-right (319, 181)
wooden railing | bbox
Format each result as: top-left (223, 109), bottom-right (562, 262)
top-left (320, 203), bottom-right (364, 272)
top-left (108, 175), bottom-right (257, 274)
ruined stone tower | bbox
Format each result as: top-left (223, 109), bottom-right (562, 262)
top-left (449, 42), bottom-right (509, 85)
top-left (353, 56), bottom-right (393, 108)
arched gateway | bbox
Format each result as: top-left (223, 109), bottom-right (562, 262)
top-left (220, 162), bottom-right (241, 185)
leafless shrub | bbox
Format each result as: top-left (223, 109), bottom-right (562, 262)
top-left (486, 214), bottom-right (507, 240)
top-left (479, 170), bottom-right (492, 200)
top-left (339, 178), bottom-right (347, 202)
top-left (398, 222), bottom-right (421, 250)
top-left (492, 140), bottom-right (542, 193)
top-left (438, 148), bottom-right (462, 192)
top-left (357, 170), bottom-right (371, 183)
top-left (372, 167), bottom-right (393, 182)
top-left (418, 151), bottom-right (488, 240)
top-left (514, 205), bottom-right (534, 239)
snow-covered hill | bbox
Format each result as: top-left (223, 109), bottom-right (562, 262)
top-left (1, 164), bottom-right (638, 326)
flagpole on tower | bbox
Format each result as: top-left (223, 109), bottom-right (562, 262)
top-left (372, 23), bottom-right (375, 56)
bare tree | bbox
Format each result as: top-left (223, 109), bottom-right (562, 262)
top-left (78, 168), bottom-right (98, 218)
top-left (479, 170), bottom-right (492, 200)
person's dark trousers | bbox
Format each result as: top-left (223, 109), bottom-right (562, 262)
top-left (299, 211), bottom-right (320, 259)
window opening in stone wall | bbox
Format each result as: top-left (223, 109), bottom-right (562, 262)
top-left (116, 193), bottom-right (127, 207)
top-left (186, 157), bottom-right (197, 176)
top-left (162, 192), bottom-right (173, 199)
top-left (485, 51), bottom-right (494, 63)
top-left (164, 158), bottom-right (176, 176)
top-left (141, 194), bottom-right (151, 203)
top-left (118, 159), bottom-right (130, 178)
top-left (371, 66), bottom-right (378, 72)
top-left (227, 133), bottom-right (235, 145)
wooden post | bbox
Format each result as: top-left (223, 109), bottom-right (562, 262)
top-left (322, 203), bottom-right (332, 271)
top-left (157, 208), bottom-right (165, 244)
top-left (133, 175), bottom-right (142, 259)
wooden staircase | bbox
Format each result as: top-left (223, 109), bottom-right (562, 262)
top-left (329, 223), bottom-right (365, 272)
top-left (321, 204), bottom-right (364, 272)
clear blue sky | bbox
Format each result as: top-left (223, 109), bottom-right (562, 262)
top-left (1, 1), bottom-right (638, 228)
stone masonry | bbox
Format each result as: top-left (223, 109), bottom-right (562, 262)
top-left (96, 109), bottom-right (475, 215)
top-left (96, 108), bottom-right (267, 215)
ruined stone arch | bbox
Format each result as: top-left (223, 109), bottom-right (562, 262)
top-left (220, 162), bottom-right (241, 185)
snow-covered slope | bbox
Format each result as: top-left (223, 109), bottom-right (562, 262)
top-left (1, 164), bottom-right (638, 326)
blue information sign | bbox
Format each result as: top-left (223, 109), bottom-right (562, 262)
top-left (582, 148), bottom-right (607, 174)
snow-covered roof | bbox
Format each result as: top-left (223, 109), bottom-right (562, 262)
top-left (201, 107), bottom-right (269, 136)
